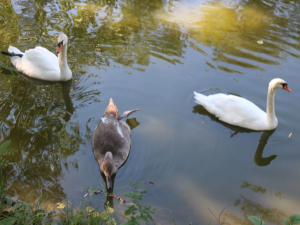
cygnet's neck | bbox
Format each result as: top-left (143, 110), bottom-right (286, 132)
top-left (266, 85), bottom-right (277, 128)
top-left (101, 152), bottom-right (116, 175)
top-left (58, 44), bottom-right (72, 81)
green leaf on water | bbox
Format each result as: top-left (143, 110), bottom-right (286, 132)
top-left (87, 186), bottom-right (98, 194)
top-left (284, 218), bottom-right (290, 225)
top-left (247, 215), bottom-right (266, 225)
top-left (290, 213), bottom-right (300, 225)
top-left (0, 217), bottom-right (17, 225)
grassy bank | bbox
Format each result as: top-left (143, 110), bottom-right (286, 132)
top-left (0, 175), bottom-right (155, 225)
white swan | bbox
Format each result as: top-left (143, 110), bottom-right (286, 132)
top-left (1, 34), bottom-right (72, 81)
top-left (194, 78), bottom-right (292, 131)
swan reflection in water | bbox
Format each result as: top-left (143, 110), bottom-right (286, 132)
top-left (97, 117), bottom-right (140, 208)
top-left (18, 72), bottom-right (74, 121)
top-left (192, 105), bottom-right (277, 166)
top-left (253, 130), bottom-right (276, 166)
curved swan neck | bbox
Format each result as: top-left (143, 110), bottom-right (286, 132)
top-left (266, 85), bottom-right (276, 124)
top-left (58, 44), bottom-right (71, 80)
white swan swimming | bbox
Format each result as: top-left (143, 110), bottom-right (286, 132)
top-left (1, 34), bottom-right (72, 81)
top-left (194, 78), bottom-right (292, 131)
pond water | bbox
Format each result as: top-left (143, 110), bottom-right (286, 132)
top-left (1, 0), bottom-right (300, 224)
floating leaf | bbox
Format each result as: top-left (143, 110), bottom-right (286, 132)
top-left (87, 186), bottom-right (98, 194)
top-left (56, 203), bottom-right (65, 209)
top-left (85, 186), bottom-right (103, 196)
top-left (288, 133), bottom-right (292, 138)
top-left (247, 215), bottom-right (266, 225)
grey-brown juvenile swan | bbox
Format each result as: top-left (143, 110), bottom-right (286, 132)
top-left (92, 98), bottom-right (139, 190)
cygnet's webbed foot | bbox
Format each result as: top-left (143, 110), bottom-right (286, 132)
top-left (118, 108), bottom-right (140, 120)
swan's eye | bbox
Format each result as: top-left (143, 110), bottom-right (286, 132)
top-left (58, 41), bottom-right (63, 47)
top-left (281, 83), bottom-right (288, 88)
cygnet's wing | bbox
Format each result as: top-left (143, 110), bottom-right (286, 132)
top-left (113, 120), bottom-right (131, 169)
top-left (118, 109), bottom-right (140, 120)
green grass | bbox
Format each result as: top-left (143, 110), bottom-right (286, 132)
top-left (0, 141), bottom-right (155, 224)
top-left (0, 175), bottom-right (155, 224)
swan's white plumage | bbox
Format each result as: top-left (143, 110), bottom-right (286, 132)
top-left (194, 92), bottom-right (268, 130)
top-left (10, 46), bottom-right (60, 81)
top-left (194, 78), bottom-right (291, 131)
top-left (6, 34), bottom-right (71, 81)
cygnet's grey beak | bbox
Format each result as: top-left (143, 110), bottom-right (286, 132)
top-left (106, 176), bottom-right (112, 190)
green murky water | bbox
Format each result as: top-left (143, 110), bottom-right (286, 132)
top-left (1, 0), bottom-right (300, 224)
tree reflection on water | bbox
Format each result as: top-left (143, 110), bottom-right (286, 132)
top-left (2, 0), bottom-right (300, 76)
top-left (0, 76), bottom-right (81, 207)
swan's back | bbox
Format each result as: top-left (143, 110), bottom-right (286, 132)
top-left (194, 92), bottom-right (268, 130)
top-left (8, 46), bottom-right (60, 81)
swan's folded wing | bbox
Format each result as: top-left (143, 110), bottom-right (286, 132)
top-left (207, 94), bottom-right (267, 127)
top-left (20, 47), bottom-right (60, 80)
top-left (114, 121), bottom-right (131, 169)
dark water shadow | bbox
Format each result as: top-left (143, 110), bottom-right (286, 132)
top-left (17, 72), bottom-right (74, 121)
top-left (192, 105), bottom-right (277, 166)
top-left (253, 130), bottom-right (277, 166)
top-left (95, 118), bottom-right (140, 208)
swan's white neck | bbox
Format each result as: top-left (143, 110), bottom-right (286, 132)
top-left (266, 85), bottom-right (277, 128)
top-left (58, 44), bottom-right (72, 81)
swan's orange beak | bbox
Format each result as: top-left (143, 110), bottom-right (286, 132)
top-left (283, 86), bottom-right (292, 92)
top-left (56, 44), bottom-right (62, 54)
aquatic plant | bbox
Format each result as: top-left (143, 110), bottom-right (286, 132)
top-left (0, 141), bottom-right (17, 168)
top-left (248, 213), bottom-right (300, 225)
top-left (0, 180), bottom-right (157, 224)
top-left (122, 181), bottom-right (156, 225)
top-left (0, 56), bottom-right (17, 76)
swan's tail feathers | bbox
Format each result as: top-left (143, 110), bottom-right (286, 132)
top-left (194, 91), bottom-right (209, 106)
top-left (2, 46), bottom-right (23, 57)
top-left (1, 51), bottom-right (23, 57)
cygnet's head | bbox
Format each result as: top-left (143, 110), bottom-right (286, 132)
top-left (56, 34), bottom-right (68, 54)
top-left (101, 152), bottom-right (114, 190)
top-left (269, 78), bottom-right (292, 92)
top-left (103, 98), bottom-right (119, 118)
